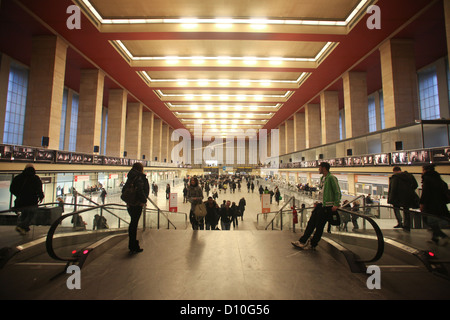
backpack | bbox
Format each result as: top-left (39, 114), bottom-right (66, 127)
top-left (121, 176), bottom-right (140, 205)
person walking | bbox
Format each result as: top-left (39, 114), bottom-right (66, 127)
top-left (388, 166), bottom-right (419, 231)
top-left (100, 187), bottom-right (107, 204)
top-left (204, 196), bottom-right (219, 230)
top-left (165, 183), bottom-right (170, 200)
top-left (231, 201), bottom-right (239, 229)
top-left (420, 164), bottom-right (449, 245)
top-left (122, 162), bottom-right (149, 254)
top-left (275, 187), bottom-right (281, 205)
top-left (238, 197), bottom-right (246, 221)
top-left (187, 176), bottom-right (204, 230)
top-left (10, 164), bottom-right (44, 235)
top-left (220, 200), bottom-right (233, 230)
top-left (291, 162), bottom-right (341, 250)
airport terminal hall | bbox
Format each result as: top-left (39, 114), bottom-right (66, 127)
top-left (1, 0), bottom-right (450, 305)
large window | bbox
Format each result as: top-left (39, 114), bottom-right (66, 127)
top-left (339, 110), bottom-right (345, 140)
top-left (368, 96), bottom-right (377, 132)
top-left (68, 93), bottom-right (79, 152)
top-left (379, 91), bottom-right (385, 130)
top-left (418, 67), bottom-right (440, 120)
top-left (3, 63), bottom-right (28, 145)
top-left (59, 88), bottom-right (68, 150)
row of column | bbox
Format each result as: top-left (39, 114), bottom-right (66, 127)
top-left (277, 38), bottom-right (421, 154)
top-left (17, 35), bottom-right (174, 162)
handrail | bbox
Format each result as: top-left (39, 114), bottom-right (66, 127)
top-left (146, 196), bottom-right (178, 229)
top-left (336, 207), bottom-right (385, 263)
top-left (259, 200), bottom-right (385, 263)
top-left (367, 204), bottom-right (450, 224)
top-left (45, 203), bottom-right (129, 262)
top-left (262, 196), bottom-right (295, 230)
top-left (76, 192), bottom-right (131, 226)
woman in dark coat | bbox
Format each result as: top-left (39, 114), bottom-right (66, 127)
top-left (420, 164), bottom-right (449, 245)
top-left (123, 163), bottom-right (149, 253)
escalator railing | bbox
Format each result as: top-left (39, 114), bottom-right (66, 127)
top-left (45, 203), bottom-right (131, 263)
top-left (257, 195), bottom-right (385, 266)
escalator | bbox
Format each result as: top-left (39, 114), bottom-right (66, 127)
top-left (263, 196), bottom-right (450, 283)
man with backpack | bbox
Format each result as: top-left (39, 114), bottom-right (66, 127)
top-left (388, 166), bottom-right (419, 231)
top-left (121, 163), bottom-right (149, 254)
top-left (10, 164), bottom-right (44, 235)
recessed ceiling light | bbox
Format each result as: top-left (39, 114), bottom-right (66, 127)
top-left (191, 57), bottom-right (205, 64)
top-left (217, 57), bottom-right (231, 65)
top-left (243, 57), bottom-right (257, 65)
top-left (165, 57), bottom-right (179, 65)
top-left (198, 80), bottom-right (209, 86)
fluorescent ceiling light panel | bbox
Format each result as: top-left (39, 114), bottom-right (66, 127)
top-left (80, 0), bottom-right (369, 28)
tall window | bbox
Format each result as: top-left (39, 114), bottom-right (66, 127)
top-left (3, 63), bottom-right (28, 145)
top-left (339, 110), bottom-right (345, 140)
top-left (68, 93), bottom-right (79, 152)
top-left (368, 96), bottom-right (377, 132)
top-left (101, 109), bottom-right (107, 155)
top-left (59, 88), bottom-right (68, 150)
top-left (379, 91), bottom-right (385, 130)
top-left (418, 67), bottom-right (440, 120)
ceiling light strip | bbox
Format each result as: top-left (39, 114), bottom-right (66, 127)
top-left (79, 0), bottom-right (368, 27)
top-left (156, 90), bottom-right (292, 99)
top-left (143, 72), bottom-right (309, 85)
top-left (166, 103), bottom-right (283, 109)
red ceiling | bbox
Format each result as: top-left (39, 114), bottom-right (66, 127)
top-left (0, 0), bottom-right (447, 130)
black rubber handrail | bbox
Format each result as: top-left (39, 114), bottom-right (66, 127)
top-left (336, 207), bottom-right (385, 263)
top-left (45, 203), bottom-right (129, 262)
top-left (260, 202), bottom-right (385, 264)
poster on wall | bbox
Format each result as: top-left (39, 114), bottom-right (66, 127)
top-left (374, 153), bottom-right (390, 166)
top-left (169, 193), bottom-right (178, 212)
top-left (408, 150), bottom-right (430, 165)
top-left (431, 148), bottom-right (450, 163)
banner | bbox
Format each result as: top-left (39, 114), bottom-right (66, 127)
top-left (261, 193), bottom-right (270, 214)
top-left (169, 193), bottom-right (178, 212)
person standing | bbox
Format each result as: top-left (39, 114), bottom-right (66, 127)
top-left (388, 166), bottom-right (418, 231)
top-left (420, 164), bottom-right (449, 245)
top-left (10, 164), bottom-right (44, 235)
top-left (291, 162), bottom-right (341, 250)
top-left (123, 163), bottom-right (149, 254)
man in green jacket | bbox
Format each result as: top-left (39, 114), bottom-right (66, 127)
top-left (292, 162), bottom-right (341, 250)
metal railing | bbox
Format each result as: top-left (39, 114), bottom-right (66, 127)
top-left (45, 203), bottom-right (130, 263)
top-left (258, 194), bottom-right (385, 265)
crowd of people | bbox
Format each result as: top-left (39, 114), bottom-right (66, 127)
top-left (8, 161), bottom-right (450, 254)
top-left (183, 175), bottom-right (252, 230)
